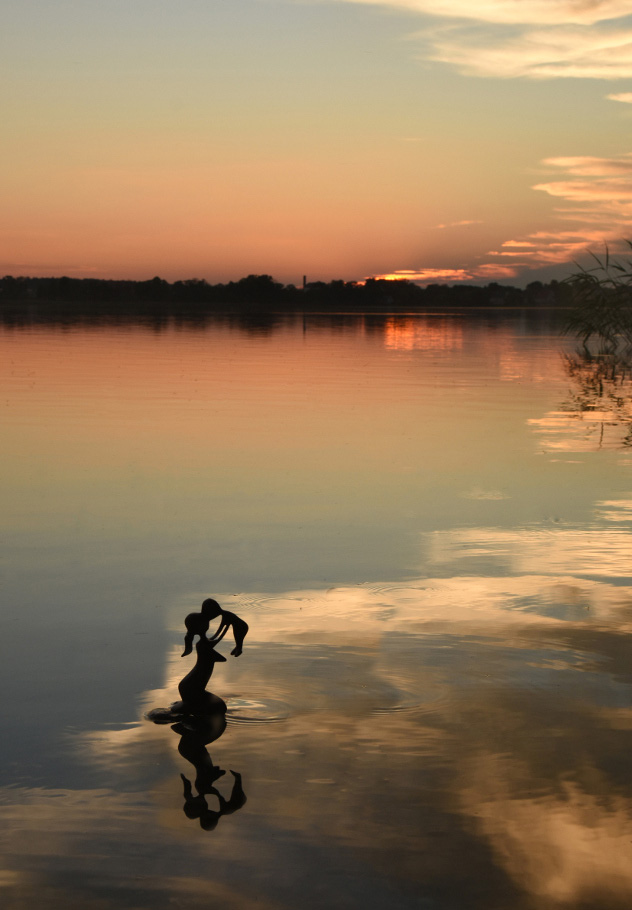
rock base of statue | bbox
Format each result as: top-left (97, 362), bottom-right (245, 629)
top-left (146, 692), bottom-right (227, 724)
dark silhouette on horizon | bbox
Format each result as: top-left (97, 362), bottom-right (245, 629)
top-left (0, 272), bottom-right (574, 328)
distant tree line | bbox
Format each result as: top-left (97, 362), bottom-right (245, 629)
top-left (0, 272), bottom-right (574, 316)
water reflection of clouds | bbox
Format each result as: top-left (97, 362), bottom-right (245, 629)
top-left (428, 527), bottom-right (632, 581)
top-left (531, 352), bottom-right (632, 452)
top-left (461, 486), bottom-right (510, 500)
top-left (224, 574), bottom-right (632, 907)
top-left (595, 497), bottom-right (632, 522)
top-left (5, 570), bottom-right (632, 909)
top-left (529, 410), bottom-right (631, 451)
top-left (460, 758), bottom-right (632, 906)
top-left (0, 786), bottom-right (264, 910)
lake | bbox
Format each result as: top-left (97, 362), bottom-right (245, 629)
top-left (2, 309), bottom-right (632, 910)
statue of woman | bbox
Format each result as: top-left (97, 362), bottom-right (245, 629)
top-left (173, 612), bottom-right (228, 715)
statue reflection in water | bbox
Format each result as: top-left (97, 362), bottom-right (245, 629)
top-left (147, 599), bottom-right (249, 830)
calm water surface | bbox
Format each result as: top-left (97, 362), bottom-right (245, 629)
top-left (2, 311), bottom-right (632, 909)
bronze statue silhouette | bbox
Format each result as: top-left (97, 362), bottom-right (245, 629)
top-left (182, 598), bottom-right (249, 658)
top-left (146, 622), bottom-right (227, 720)
top-left (173, 616), bottom-right (229, 715)
top-left (146, 598), bottom-right (248, 830)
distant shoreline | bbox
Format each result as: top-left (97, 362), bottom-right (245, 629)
top-left (0, 274), bottom-right (572, 322)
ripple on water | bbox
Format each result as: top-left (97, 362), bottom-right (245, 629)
top-left (370, 685), bottom-right (445, 717)
top-left (370, 692), bottom-right (423, 715)
top-left (225, 695), bottom-right (290, 725)
top-left (223, 591), bottom-right (282, 613)
top-left (361, 580), bottom-right (429, 601)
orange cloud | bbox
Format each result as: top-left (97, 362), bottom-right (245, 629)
top-left (372, 146), bottom-right (632, 282)
top-left (541, 154), bottom-right (632, 176)
top-left (369, 268), bottom-right (472, 282)
top-left (493, 228), bottom-right (623, 264)
top-left (486, 152), bottom-right (632, 271)
top-left (534, 179), bottom-right (632, 201)
top-left (369, 264), bottom-right (518, 283)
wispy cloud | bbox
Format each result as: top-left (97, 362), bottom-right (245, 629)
top-left (345, 3), bottom-right (632, 281)
top-left (607, 92), bottom-right (632, 103)
top-left (487, 153), bottom-right (632, 269)
top-left (371, 149), bottom-right (632, 283)
top-left (535, 180), bottom-right (632, 202)
top-left (540, 155), bottom-right (632, 176)
top-left (434, 219), bottom-right (484, 229)
top-left (333, 0), bottom-right (632, 80)
top-left (493, 232), bottom-right (608, 264)
top-left (345, 0), bottom-right (632, 26)
top-left (419, 23), bottom-right (632, 80)
top-left (535, 157), bottom-right (632, 232)
top-left (490, 228), bottom-right (624, 268)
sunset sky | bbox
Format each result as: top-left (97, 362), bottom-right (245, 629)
top-left (2, 0), bottom-right (632, 285)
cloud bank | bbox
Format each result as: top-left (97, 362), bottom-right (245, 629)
top-left (347, 0), bottom-right (632, 26)
top-left (371, 151), bottom-right (632, 284)
top-left (336, 0), bottom-right (632, 80)
top-left (474, 152), bottom-right (632, 274)
top-left (351, 1), bottom-right (632, 280)
top-left (420, 23), bottom-right (632, 79)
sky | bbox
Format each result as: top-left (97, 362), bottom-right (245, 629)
top-left (2, 0), bottom-right (632, 286)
